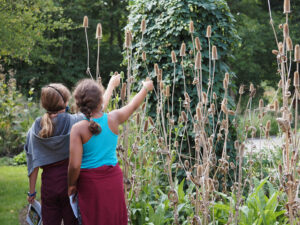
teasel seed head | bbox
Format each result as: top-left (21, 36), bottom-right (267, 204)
top-left (195, 37), bottom-right (201, 51)
top-left (184, 160), bottom-right (189, 169)
top-left (125, 30), bottom-right (132, 48)
top-left (239, 85), bottom-right (244, 95)
top-left (141, 18), bottom-right (146, 33)
top-left (210, 103), bottom-right (215, 114)
top-left (136, 112), bottom-right (140, 125)
top-left (202, 92), bottom-right (207, 104)
top-left (142, 102), bottom-right (146, 111)
top-left (266, 120), bottom-right (271, 131)
top-left (148, 117), bottom-right (154, 127)
top-left (154, 63), bottom-right (159, 76)
top-left (121, 83), bottom-right (127, 100)
top-left (274, 99), bottom-right (279, 111)
top-left (213, 92), bottom-right (217, 100)
top-left (180, 42), bottom-right (186, 57)
top-left (83, 16), bottom-right (88, 28)
top-left (189, 20), bottom-right (194, 33)
top-left (197, 165), bottom-right (202, 177)
top-left (294, 44), bottom-right (300, 62)
top-left (142, 51), bottom-right (146, 61)
top-left (206, 25), bottom-right (211, 38)
top-left (250, 83), bottom-right (254, 92)
top-left (166, 85), bottom-right (170, 97)
top-left (195, 51), bottom-right (202, 69)
top-left (294, 71), bottom-right (299, 87)
top-left (160, 81), bottom-right (164, 90)
top-left (196, 106), bottom-right (202, 121)
top-left (259, 99), bottom-right (264, 110)
top-left (181, 111), bottom-right (188, 122)
top-left (287, 37), bottom-right (293, 51)
top-left (171, 50), bottom-right (177, 63)
top-left (95, 23), bottom-right (102, 39)
top-left (221, 102), bottom-right (228, 114)
top-left (283, 23), bottom-right (289, 38)
top-left (272, 50), bottom-right (279, 55)
top-left (175, 141), bottom-right (179, 148)
top-left (225, 72), bottom-right (229, 82)
top-left (143, 120), bottom-right (149, 133)
top-left (228, 110), bottom-right (235, 116)
top-left (284, 0), bottom-right (291, 14)
top-left (223, 78), bottom-right (228, 89)
top-left (212, 45), bottom-right (218, 60)
top-left (234, 140), bottom-right (239, 150)
top-left (278, 42), bottom-right (284, 54)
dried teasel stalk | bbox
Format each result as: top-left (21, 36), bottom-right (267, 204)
top-left (83, 16), bottom-right (88, 28)
top-left (212, 45), bottom-right (218, 60)
top-left (171, 50), bottom-right (177, 63)
top-left (286, 37), bottom-right (293, 51)
top-left (195, 37), bottom-right (201, 51)
top-left (196, 106), bottom-right (202, 121)
top-left (180, 42), bottom-right (186, 57)
top-left (195, 51), bottom-right (202, 69)
top-left (158, 69), bottom-right (162, 82)
top-left (160, 81), bottom-right (164, 90)
top-left (184, 160), bottom-right (189, 169)
top-left (206, 25), bottom-right (211, 38)
top-left (294, 44), bottom-right (300, 62)
top-left (121, 83), bottom-right (127, 100)
top-left (223, 78), bottom-right (228, 89)
top-left (189, 20), bottom-right (194, 33)
top-left (284, 0), bottom-right (291, 14)
top-left (141, 18), bottom-right (146, 33)
top-left (142, 51), bottom-right (146, 61)
top-left (96, 23), bottom-right (102, 39)
top-left (283, 23), bottom-right (289, 38)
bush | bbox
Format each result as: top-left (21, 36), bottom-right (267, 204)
top-left (0, 66), bottom-right (41, 156)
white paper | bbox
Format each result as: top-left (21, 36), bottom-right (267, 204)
top-left (26, 200), bottom-right (42, 225)
top-left (69, 194), bottom-right (78, 218)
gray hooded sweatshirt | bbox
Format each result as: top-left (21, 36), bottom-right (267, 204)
top-left (25, 113), bottom-right (84, 176)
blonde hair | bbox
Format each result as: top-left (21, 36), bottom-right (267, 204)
top-left (39, 83), bottom-right (71, 138)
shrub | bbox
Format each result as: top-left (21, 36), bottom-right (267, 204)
top-left (0, 66), bottom-right (41, 156)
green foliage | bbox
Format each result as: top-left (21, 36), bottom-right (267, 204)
top-left (237, 112), bottom-right (279, 138)
top-left (0, 68), bottom-right (41, 156)
top-left (8, 0), bottom-right (128, 93)
top-left (213, 178), bottom-right (288, 225)
top-left (13, 152), bottom-right (27, 165)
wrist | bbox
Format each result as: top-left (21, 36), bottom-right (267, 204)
top-left (143, 85), bottom-right (149, 93)
top-left (27, 191), bottom-right (36, 197)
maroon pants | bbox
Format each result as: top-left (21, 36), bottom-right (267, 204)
top-left (41, 159), bottom-right (78, 225)
top-left (77, 164), bottom-right (127, 225)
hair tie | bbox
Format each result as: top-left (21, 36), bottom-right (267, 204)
top-left (48, 85), bottom-right (66, 103)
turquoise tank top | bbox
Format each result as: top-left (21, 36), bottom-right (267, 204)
top-left (81, 113), bottom-right (118, 169)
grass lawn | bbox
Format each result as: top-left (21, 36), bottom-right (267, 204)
top-left (0, 165), bottom-right (41, 225)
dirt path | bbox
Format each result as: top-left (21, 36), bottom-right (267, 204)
top-left (245, 136), bottom-right (282, 153)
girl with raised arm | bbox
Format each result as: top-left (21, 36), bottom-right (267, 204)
top-left (68, 78), bottom-right (154, 225)
top-left (25, 75), bottom-right (120, 225)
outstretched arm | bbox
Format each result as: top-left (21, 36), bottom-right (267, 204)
top-left (102, 74), bottom-right (120, 111)
top-left (68, 124), bottom-right (83, 196)
top-left (111, 80), bottom-right (153, 125)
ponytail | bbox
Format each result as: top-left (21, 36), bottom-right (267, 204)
top-left (82, 107), bottom-right (102, 135)
top-left (39, 113), bottom-right (54, 138)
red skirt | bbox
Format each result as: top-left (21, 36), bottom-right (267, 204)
top-left (77, 164), bottom-right (127, 225)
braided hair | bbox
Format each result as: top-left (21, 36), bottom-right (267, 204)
top-left (73, 79), bottom-right (104, 135)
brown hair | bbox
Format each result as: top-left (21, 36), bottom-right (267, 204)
top-left (73, 79), bottom-right (103, 135)
top-left (39, 83), bottom-right (71, 138)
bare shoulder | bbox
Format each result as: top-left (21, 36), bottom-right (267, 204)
top-left (107, 111), bottom-right (119, 134)
top-left (71, 120), bottom-right (89, 133)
